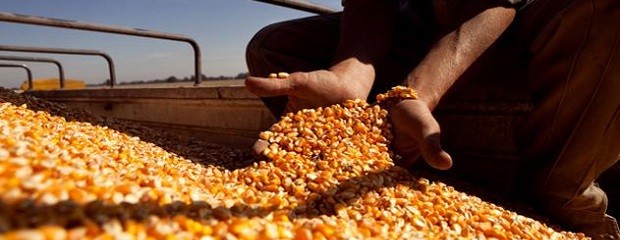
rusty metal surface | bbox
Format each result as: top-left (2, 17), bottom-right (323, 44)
top-left (0, 45), bottom-right (116, 88)
top-left (0, 12), bottom-right (202, 86)
top-left (252, 0), bottom-right (337, 14)
top-left (0, 63), bottom-right (33, 90)
top-left (0, 55), bottom-right (65, 89)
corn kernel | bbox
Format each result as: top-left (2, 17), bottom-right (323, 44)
top-left (277, 72), bottom-right (290, 79)
top-left (0, 87), bottom-right (588, 240)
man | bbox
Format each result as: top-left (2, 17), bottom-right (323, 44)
top-left (244, 0), bottom-right (620, 238)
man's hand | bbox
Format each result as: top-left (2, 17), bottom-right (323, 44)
top-left (388, 5), bottom-right (515, 171)
top-left (246, 68), bottom-right (373, 156)
top-left (390, 99), bottom-right (453, 170)
top-left (245, 69), bottom-right (370, 111)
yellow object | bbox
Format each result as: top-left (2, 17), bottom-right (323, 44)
top-left (376, 85), bottom-right (419, 110)
top-left (0, 93), bottom-right (588, 239)
top-left (376, 85), bottom-right (419, 102)
top-left (268, 72), bottom-right (289, 79)
top-left (20, 78), bottom-right (85, 91)
top-left (277, 72), bottom-right (290, 79)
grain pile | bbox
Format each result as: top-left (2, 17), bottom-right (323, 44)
top-left (0, 88), bottom-right (254, 170)
top-left (0, 87), bottom-right (587, 239)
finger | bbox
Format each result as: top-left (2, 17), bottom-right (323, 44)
top-left (252, 139), bottom-right (269, 156)
top-left (245, 76), bottom-right (296, 97)
top-left (419, 133), bottom-right (453, 170)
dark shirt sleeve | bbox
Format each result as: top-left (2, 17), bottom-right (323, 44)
top-left (505, 0), bottom-right (525, 4)
top-left (344, 0), bottom-right (536, 9)
top-left (504, 0), bottom-right (537, 10)
top-left (347, 0), bottom-right (537, 12)
top-left (503, 0), bottom-right (538, 8)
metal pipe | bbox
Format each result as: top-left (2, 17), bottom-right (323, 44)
top-left (0, 12), bottom-right (203, 85)
top-left (0, 55), bottom-right (65, 89)
top-left (0, 63), bottom-right (33, 90)
top-left (252, 0), bottom-right (337, 14)
top-left (0, 45), bottom-right (117, 87)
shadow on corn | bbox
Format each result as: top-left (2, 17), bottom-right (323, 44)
top-left (0, 88), bottom-right (257, 171)
top-left (0, 166), bottom-right (422, 232)
top-left (290, 165), bottom-right (424, 219)
top-left (0, 198), bottom-right (281, 232)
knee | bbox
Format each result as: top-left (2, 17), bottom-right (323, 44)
top-left (246, 22), bottom-right (285, 66)
top-left (562, 185), bottom-right (608, 217)
top-left (534, 184), bottom-right (610, 232)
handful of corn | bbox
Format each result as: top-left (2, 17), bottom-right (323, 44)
top-left (0, 87), bottom-right (587, 239)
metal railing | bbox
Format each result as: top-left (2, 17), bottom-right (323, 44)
top-left (0, 55), bottom-right (65, 89)
top-left (252, 0), bottom-right (337, 14)
top-left (0, 1), bottom-right (333, 89)
top-left (0, 12), bottom-right (203, 86)
top-left (0, 45), bottom-right (117, 87)
top-left (0, 63), bottom-right (33, 90)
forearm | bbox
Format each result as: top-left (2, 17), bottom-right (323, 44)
top-left (404, 6), bottom-right (517, 109)
top-left (330, 0), bottom-right (398, 95)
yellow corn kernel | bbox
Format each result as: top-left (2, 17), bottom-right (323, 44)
top-left (277, 72), bottom-right (290, 79)
top-left (0, 88), bottom-right (588, 240)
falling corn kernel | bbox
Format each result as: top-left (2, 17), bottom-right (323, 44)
top-left (0, 87), bottom-right (588, 239)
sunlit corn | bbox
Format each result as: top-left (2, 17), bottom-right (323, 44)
top-left (277, 72), bottom-right (290, 79)
top-left (0, 86), bottom-right (587, 239)
top-left (268, 72), bottom-right (289, 79)
top-left (376, 85), bottom-right (418, 102)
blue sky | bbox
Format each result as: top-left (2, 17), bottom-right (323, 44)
top-left (0, 0), bottom-right (342, 88)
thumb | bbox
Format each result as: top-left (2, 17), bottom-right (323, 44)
top-left (419, 133), bottom-right (452, 170)
top-left (245, 76), bottom-right (296, 97)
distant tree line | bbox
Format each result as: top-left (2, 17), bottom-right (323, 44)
top-left (90, 72), bottom-right (249, 86)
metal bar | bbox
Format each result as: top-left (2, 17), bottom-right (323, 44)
top-left (0, 45), bottom-right (117, 88)
top-left (0, 12), bottom-right (203, 86)
top-left (252, 0), bottom-right (337, 14)
top-left (0, 55), bottom-right (65, 89)
top-left (0, 63), bottom-right (33, 90)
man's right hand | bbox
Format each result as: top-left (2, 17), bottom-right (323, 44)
top-left (389, 99), bottom-right (453, 170)
top-left (245, 70), bottom-right (370, 112)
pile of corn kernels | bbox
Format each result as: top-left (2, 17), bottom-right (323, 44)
top-left (0, 89), bottom-right (253, 171)
top-left (0, 90), bottom-right (587, 239)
